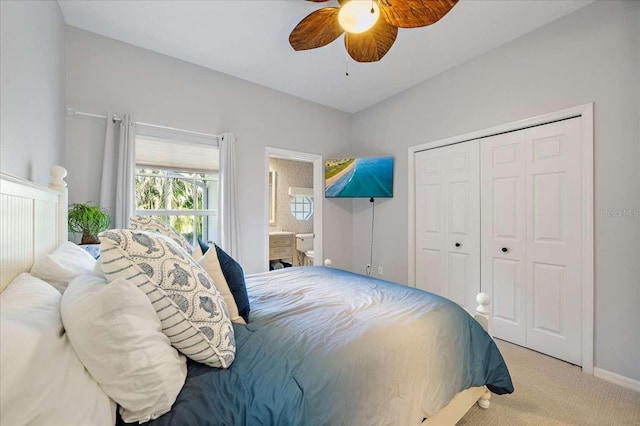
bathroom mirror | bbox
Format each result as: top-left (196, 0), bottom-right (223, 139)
top-left (269, 170), bottom-right (276, 225)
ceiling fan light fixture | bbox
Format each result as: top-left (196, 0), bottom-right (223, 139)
top-left (338, 0), bottom-right (380, 34)
top-left (290, 0), bottom-right (459, 63)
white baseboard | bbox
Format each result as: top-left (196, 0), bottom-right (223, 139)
top-left (593, 367), bottom-right (640, 393)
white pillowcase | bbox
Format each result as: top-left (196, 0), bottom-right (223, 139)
top-left (30, 241), bottom-right (96, 292)
top-left (0, 273), bottom-right (115, 426)
top-left (61, 274), bottom-right (187, 423)
top-left (198, 247), bottom-right (245, 324)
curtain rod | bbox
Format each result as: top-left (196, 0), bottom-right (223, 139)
top-left (65, 107), bottom-right (219, 139)
top-left (66, 108), bottom-right (120, 121)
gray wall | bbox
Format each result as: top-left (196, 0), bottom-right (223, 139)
top-left (351, 0), bottom-right (640, 381)
top-left (65, 27), bottom-right (354, 274)
top-left (0, 1), bottom-right (66, 185)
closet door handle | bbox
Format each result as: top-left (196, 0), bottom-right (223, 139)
top-left (455, 242), bottom-right (461, 248)
top-left (501, 247), bottom-right (509, 253)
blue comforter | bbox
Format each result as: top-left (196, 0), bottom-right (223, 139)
top-left (126, 267), bottom-right (513, 425)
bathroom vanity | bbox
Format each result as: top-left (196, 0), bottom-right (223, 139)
top-left (269, 232), bottom-right (295, 265)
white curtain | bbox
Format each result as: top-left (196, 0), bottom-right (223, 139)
top-left (99, 113), bottom-right (135, 229)
top-left (218, 132), bottom-right (241, 261)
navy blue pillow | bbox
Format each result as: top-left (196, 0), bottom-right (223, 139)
top-left (198, 238), bottom-right (210, 255)
top-left (214, 244), bottom-right (250, 323)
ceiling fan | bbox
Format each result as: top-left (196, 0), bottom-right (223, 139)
top-left (289, 0), bottom-right (459, 63)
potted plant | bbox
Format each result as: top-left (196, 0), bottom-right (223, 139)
top-left (68, 202), bottom-right (111, 245)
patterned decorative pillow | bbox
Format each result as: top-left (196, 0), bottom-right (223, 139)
top-left (99, 229), bottom-right (235, 368)
top-left (129, 215), bottom-right (193, 255)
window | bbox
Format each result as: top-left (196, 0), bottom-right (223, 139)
top-left (290, 195), bottom-right (313, 221)
top-left (134, 126), bottom-right (219, 247)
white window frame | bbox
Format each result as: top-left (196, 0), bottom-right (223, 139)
top-left (289, 195), bottom-right (313, 221)
top-left (134, 124), bottom-right (220, 246)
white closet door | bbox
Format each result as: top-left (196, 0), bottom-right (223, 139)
top-left (415, 148), bottom-right (445, 296)
top-left (480, 132), bottom-right (527, 346)
top-left (481, 118), bottom-right (583, 364)
top-left (415, 140), bottom-right (480, 312)
top-left (525, 118), bottom-right (582, 365)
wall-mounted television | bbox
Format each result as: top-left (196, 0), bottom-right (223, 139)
top-left (325, 156), bottom-right (394, 198)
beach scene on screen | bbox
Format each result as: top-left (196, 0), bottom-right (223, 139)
top-left (325, 157), bottom-right (393, 198)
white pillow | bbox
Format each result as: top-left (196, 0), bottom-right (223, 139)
top-left (198, 247), bottom-right (245, 324)
top-left (61, 274), bottom-right (187, 423)
top-left (99, 229), bottom-right (236, 368)
top-left (93, 257), bottom-right (106, 278)
top-left (30, 241), bottom-right (96, 292)
top-left (0, 273), bottom-right (115, 426)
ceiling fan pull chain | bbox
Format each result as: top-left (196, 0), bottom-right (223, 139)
top-left (345, 36), bottom-right (350, 76)
top-left (371, 0), bottom-right (375, 14)
top-left (345, 53), bottom-right (350, 76)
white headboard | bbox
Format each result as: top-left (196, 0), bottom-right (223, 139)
top-left (0, 166), bottom-right (68, 292)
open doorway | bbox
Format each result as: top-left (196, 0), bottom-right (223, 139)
top-left (264, 147), bottom-right (323, 272)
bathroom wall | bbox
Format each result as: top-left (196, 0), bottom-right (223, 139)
top-left (269, 158), bottom-right (314, 235)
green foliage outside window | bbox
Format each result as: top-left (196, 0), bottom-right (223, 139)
top-left (135, 168), bottom-right (215, 243)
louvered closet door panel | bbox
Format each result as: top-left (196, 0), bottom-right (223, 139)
top-left (525, 118), bottom-right (582, 365)
top-left (415, 140), bottom-right (480, 313)
top-left (481, 132), bottom-right (527, 346)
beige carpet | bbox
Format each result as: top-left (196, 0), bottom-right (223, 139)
top-left (458, 340), bottom-right (640, 425)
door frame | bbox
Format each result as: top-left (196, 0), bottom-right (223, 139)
top-left (264, 147), bottom-right (323, 272)
top-left (407, 103), bottom-right (594, 374)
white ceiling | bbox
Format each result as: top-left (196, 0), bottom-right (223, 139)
top-left (58, 0), bottom-right (594, 113)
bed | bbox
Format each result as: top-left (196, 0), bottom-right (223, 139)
top-left (0, 167), bottom-right (513, 425)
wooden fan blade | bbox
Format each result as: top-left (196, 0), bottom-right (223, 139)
top-left (306, 0), bottom-right (348, 3)
top-left (378, 0), bottom-right (459, 29)
top-left (344, 19), bottom-right (398, 62)
top-left (289, 8), bottom-right (344, 51)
